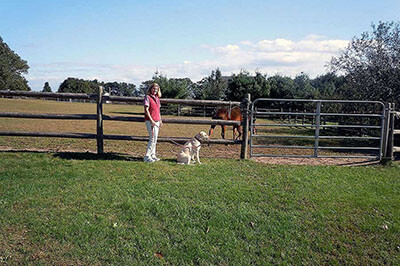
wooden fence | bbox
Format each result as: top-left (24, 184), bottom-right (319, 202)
top-left (0, 88), bottom-right (251, 159)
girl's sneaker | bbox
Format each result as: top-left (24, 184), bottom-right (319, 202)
top-left (152, 156), bottom-right (160, 161)
top-left (143, 156), bottom-right (155, 163)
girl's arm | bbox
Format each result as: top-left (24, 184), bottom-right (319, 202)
top-left (144, 106), bottom-right (157, 126)
top-left (157, 88), bottom-right (162, 126)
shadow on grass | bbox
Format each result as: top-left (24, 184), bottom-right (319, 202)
top-left (334, 159), bottom-right (382, 166)
top-left (53, 152), bottom-right (144, 161)
top-left (0, 149), bottom-right (144, 162)
top-left (54, 152), bottom-right (179, 163)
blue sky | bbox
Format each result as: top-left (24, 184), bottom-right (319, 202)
top-left (1, 0), bottom-right (399, 91)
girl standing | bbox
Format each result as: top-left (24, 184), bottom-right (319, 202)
top-left (143, 83), bottom-right (162, 162)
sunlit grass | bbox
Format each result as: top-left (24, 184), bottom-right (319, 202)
top-left (0, 152), bottom-right (399, 264)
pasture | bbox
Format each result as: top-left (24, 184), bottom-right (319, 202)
top-left (0, 98), bottom-right (241, 158)
top-left (1, 98), bottom-right (399, 264)
top-left (0, 97), bottom-right (378, 161)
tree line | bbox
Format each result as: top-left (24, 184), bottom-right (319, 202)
top-left (1, 21), bottom-right (400, 107)
top-left (50, 69), bottom-right (345, 103)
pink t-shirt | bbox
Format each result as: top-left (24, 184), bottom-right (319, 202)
top-left (144, 95), bottom-right (161, 121)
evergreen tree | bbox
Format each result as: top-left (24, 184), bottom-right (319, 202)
top-left (140, 71), bottom-right (191, 98)
top-left (42, 82), bottom-right (52, 92)
top-left (193, 68), bottom-right (227, 100)
top-left (225, 71), bottom-right (270, 101)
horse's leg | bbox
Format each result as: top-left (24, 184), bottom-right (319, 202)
top-left (237, 125), bottom-right (242, 140)
top-left (253, 117), bottom-right (257, 135)
top-left (233, 126), bottom-right (237, 140)
top-left (209, 125), bottom-right (216, 138)
top-left (221, 125), bottom-right (226, 139)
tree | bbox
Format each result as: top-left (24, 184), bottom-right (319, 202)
top-left (58, 78), bottom-right (138, 96)
top-left (311, 72), bottom-right (346, 99)
top-left (225, 71), bottom-right (270, 101)
top-left (140, 71), bottom-right (191, 98)
top-left (104, 81), bottom-right (136, 96)
top-left (268, 74), bottom-right (295, 99)
top-left (58, 78), bottom-right (101, 93)
top-left (42, 82), bottom-right (52, 92)
top-left (0, 36), bottom-right (30, 91)
top-left (192, 68), bottom-right (227, 100)
top-left (292, 73), bottom-right (317, 99)
top-left (330, 21), bottom-right (400, 105)
top-left (167, 78), bottom-right (193, 98)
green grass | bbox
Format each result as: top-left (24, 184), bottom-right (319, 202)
top-left (1, 152), bottom-right (399, 264)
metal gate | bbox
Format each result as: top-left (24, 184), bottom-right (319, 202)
top-left (249, 99), bottom-right (388, 159)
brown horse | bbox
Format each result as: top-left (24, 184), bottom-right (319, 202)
top-left (209, 106), bottom-right (243, 140)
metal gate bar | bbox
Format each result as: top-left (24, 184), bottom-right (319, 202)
top-left (250, 98), bottom-right (386, 159)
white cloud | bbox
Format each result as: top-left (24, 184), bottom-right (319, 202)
top-left (240, 41), bottom-right (252, 46)
top-left (214, 44), bottom-right (240, 54)
top-left (257, 39), bottom-right (295, 52)
top-left (304, 34), bottom-right (326, 40)
top-left (26, 36), bottom-right (349, 91)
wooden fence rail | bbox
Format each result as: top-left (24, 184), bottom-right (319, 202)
top-left (0, 131), bottom-right (240, 145)
top-left (0, 89), bottom-right (248, 158)
top-left (0, 112), bottom-right (241, 125)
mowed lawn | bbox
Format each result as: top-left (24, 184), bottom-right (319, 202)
top-left (1, 152), bottom-right (399, 264)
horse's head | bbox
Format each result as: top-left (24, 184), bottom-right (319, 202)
top-left (212, 107), bottom-right (228, 120)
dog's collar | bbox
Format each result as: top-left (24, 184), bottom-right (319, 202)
top-left (194, 135), bottom-right (203, 143)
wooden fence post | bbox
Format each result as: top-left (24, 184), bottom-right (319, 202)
top-left (240, 93), bottom-right (251, 159)
top-left (97, 86), bottom-right (104, 154)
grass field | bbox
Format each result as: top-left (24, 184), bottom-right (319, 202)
top-left (1, 152), bottom-right (399, 264)
top-left (1, 98), bottom-right (399, 264)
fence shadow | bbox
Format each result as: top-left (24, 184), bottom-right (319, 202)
top-left (53, 151), bottom-right (142, 161)
top-left (335, 159), bottom-right (381, 166)
top-left (0, 149), bottom-right (141, 161)
top-left (53, 153), bottom-right (178, 163)
top-left (0, 149), bottom-right (180, 162)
